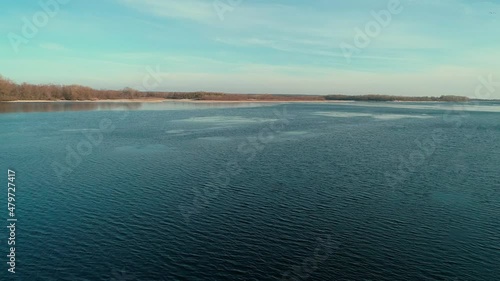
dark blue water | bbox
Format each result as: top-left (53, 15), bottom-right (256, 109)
top-left (1, 101), bottom-right (499, 280)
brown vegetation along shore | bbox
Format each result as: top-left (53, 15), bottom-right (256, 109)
top-left (0, 74), bottom-right (470, 102)
top-left (5, 99), bottom-right (355, 104)
top-left (6, 98), bottom-right (166, 103)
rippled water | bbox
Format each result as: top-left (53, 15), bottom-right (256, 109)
top-left (1, 101), bottom-right (499, 280)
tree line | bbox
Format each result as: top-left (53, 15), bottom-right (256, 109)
top-left (0, 75), bottom-right (470, 102)
top-left (0, 75), bottom-right (154, 101)
top-left (325, 94), bottom-right (470, 102)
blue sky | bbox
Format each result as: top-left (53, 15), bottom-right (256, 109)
top-left (1, 0), bottom-right (499, 97)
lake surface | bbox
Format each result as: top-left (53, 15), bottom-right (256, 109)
top-left (1, 101), bottom-right (499, 280)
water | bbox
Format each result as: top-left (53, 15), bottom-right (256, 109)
top-left (0, 101), bottom-right (499, 280)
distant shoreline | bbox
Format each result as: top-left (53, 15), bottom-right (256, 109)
top-left (3, 99), bottom-right (481, 103)
top-left (2, 99), bottom-right (454, 103)
top-left (0, 74), bottom-right (483, 103)
top-left (4, 99), bottom-right (356, 103)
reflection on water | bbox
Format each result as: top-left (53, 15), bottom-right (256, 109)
top-left (5, 101), bottom-right (498, 115)
top-left (346, 101), bottom-right (500, 112)
top-left (0, 102), bottom-right (141, 114)
top-left (0, 101), bottom-right (277, 114)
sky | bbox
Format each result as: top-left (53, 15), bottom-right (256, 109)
top-left (1, 0), bottom-right (499, 97)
